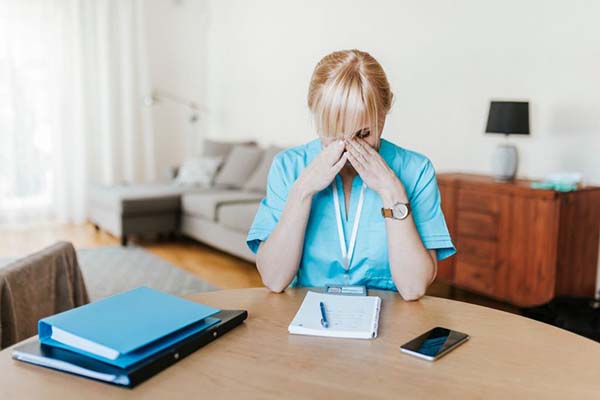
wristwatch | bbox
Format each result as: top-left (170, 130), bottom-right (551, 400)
top-left (381, 202), bottom-right (411, 220)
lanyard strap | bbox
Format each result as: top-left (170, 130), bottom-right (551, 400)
top-left (332, 180), bottom-right (366, 270)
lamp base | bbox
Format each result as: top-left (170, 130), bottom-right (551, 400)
top-left (492, 143), bottom-right (518, 182)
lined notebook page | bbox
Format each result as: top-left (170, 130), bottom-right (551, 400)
top-left (288, 291), bottom-right (381, 339)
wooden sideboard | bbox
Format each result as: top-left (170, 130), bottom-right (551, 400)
top-left (436, 173), bottom-right (600, 307)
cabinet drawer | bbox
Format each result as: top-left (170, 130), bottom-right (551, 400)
top-left (454, 259), bottom-right (496, 294)
top-left (456, 236), bottom-right (496, 266)
top-left (457, 211), bottom-right (498, 240)
top-left (458, 189), bottom-right (500, 214)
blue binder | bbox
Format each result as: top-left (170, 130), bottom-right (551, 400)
top-left (38, 287), bottom-right (220, 369)
top-left (15, 310), bottom-right (248, 388)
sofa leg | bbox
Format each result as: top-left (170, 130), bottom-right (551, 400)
top-left (121, 235), bottom-right (128, 247)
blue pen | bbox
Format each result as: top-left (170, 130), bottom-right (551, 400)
top-left (320, 301), bottom-right (329, 328)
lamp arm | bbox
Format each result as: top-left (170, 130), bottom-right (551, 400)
top-left (152, 89), bottom-right (202, 111)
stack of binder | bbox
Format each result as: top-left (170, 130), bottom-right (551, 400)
top-left (12, 286), bottom-right (247, 388)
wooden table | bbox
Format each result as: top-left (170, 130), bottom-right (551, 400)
top-left (1, 288), bottom-right (599, 399)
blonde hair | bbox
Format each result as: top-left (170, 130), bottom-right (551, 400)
top-left (307, 49), bottom-right (393, 140)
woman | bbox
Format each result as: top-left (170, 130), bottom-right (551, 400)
top-left (246, 49), bottom-right (455, 300)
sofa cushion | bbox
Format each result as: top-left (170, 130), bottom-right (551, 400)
top-left (181, 190), bottom-right (264, 221)
top-left (217, 202), bottom-right (261, 233)
top-left (242, 145), bottom-right (284, 193)
top-left (175, 156), bottom-right (223, 187)
top-left (213, 145), bottom-right (264, 189)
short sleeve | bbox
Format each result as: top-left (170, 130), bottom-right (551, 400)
top-left (246, 153), bottom-right (291, 254)
top-left (410, 160), bottom-right (456, 261)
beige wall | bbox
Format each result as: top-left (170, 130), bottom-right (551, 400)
top-left (201, 0), bottom-right (600, 184)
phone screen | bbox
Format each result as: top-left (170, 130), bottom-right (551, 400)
top-left (400, 327), bottom-right (469, 360)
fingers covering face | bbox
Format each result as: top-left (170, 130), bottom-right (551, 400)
top-left (346, 139), bottom-right (370, 164)
top-left (326, 139), bottom-right (346, 165)
top-left (357, 138), bottom-right (376, 155)
top-left (332, 152), bottom-right (348, 173)
top-left (346, 147), bottom-right (366, 172)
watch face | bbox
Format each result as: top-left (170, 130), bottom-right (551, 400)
top-left (393, 203), bottom-right (409, 219)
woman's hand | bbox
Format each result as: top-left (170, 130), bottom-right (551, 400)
top-left (256, 140), bottom-right (346, 293)
top-left (294, 139), bottom-right (348, 197)
top-left (346, 138), bottom-right (408, 206)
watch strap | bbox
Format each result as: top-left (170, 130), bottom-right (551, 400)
top-left (381, 208), bottom-right (394, 218)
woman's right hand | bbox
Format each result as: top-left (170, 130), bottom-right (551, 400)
top-left (294, 139), bottom-right (347, 197)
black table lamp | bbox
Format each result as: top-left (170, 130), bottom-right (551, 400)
top-left (485, 101), bottom-right (530, 181)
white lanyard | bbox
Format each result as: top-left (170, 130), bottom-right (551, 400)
top-left (332, 181), bottom-right (366, 270)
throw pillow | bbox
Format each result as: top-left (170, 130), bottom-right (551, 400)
top-left (242, 145), bottom-right (284, 193)
top-left (213, 145), bottom-right (264, 188)
top-left (175, 156), bottom-right (223, 187)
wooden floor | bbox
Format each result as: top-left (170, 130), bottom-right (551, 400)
top-left (0, 222), bottom-right (262, 289)
top-left (0, 222), bottom-right (519, 313)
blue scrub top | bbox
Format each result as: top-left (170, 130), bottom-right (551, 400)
top-left (246, 138), bottom-right (456, 291)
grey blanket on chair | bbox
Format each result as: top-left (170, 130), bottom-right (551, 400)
top-left (0, 241), bottom-right (89, 349)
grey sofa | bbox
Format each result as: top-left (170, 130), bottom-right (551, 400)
top-left (180, 189), bottom-right (264, 261)
top-left (89, 139), bottom-right (283, 262)
top-left (88, 183), bottom-right (188, 246)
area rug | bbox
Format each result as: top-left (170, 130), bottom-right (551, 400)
top-left (77, 246), bottom-right (218, 301)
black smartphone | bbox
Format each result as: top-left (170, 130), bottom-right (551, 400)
top-left (400, 327), bottom-right (469, 361)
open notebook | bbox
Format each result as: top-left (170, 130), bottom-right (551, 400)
top-left (288, 291), bottom-right (381, 339)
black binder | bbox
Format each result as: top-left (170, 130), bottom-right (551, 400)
top-left (12, 309), bottom-right (248, 388)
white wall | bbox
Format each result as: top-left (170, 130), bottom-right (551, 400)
top-left (202, 0), bottom-right (600, 184)
top-left (143, 0), bottom-right (209, 176)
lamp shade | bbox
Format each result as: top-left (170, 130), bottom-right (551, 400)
top-left (485, 101), bottom-right (530, 135)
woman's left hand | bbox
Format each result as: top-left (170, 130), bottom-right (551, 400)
top-left (346, 138), bottom-right (409, 206)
